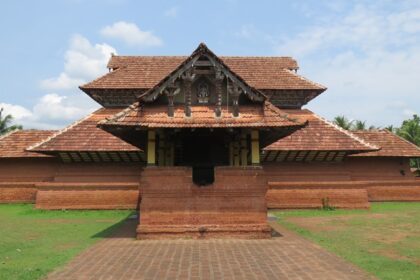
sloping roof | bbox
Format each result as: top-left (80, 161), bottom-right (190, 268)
top-left (99, 101), bottom-right (305, 129)
top-left (0, 130), bottom-right (56, 158)
top-left (28, 108), bottom-right (141, 152)
top-left (81, 53), bottom-right (325, 91)
top-left (264, 109), bottom-right (379, 152)
top-left (351, 130), bottom-right (420, 157)
top-left (138, 43), bottom-right (266, 103)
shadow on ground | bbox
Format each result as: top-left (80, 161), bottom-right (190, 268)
top-left (92, 212), bottom-right (138, 239)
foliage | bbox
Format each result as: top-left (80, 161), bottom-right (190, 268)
top-left (333, 115), bottom-right (353, 130)
top-left (396, 114), bottom-right (420, 146)
top-left (333, 116), bottom-right (378, 131)
top-left (0, 108), bottom-right (22, 135)
top-left (273, 202), bottom-right (420, 280)
top-left (321, 197), bottom-right (335, 211)
top-left (0, 204), bottom-right (132, 280)
top-left (395, 115), bottom-right (420, 169)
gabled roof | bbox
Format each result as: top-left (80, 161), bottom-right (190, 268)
top-left (351, 130), bottom-right (420, 157)
top-left (0, 130), bottom-right (56, 158)
top-left (264, 109), bottom-right (379, 153)
top-left (80, 47), bottom-right (325, 91)
top-left (138, 43), bottom-right (265, 102)
top-left (28, 108), bottom-right (141, 153)
top-left (99, 101), bottom-right (305, 129)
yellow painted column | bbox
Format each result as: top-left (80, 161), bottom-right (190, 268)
top-left (251, 130), bottom-right (260, 165)
top-left (241, 132), bottom-right (248, 166)
top-left (147, 130), bottom-right (156, 166)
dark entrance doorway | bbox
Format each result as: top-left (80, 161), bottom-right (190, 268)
top-left (176, 129), bottom-right (229, 186)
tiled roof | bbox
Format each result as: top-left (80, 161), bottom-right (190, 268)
top-left (264, 109), bottom-right (379, 152)
top-left (351, 130), bottom-right (420, 157)
top-left (0, 130), bottom-right (56, 158)
top-left (28, 108), bottom-right (141, 152)
top-left (81, 55), bottom-right (325, 91)
top-left (108, 55), bottom-right (299, 70)
top-left (100, 101), bottom-right (305, 128)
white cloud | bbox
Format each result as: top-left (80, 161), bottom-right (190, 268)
top-left (100, 21), bottom-right (162, 48)
top-left (40, 34), bottom-right (116, 91)
top-left (40, 73), bottom-right (84, 90)
top-left (0, 93), bottom-right (98, 129)
top-left (276, 4), bottom-right (420, 126)
top-left (26, 34), bottom-right (115, 128)
top-left (0, 103), bottom-right (32, 121)
top-left (164, 7), bottom-right (178, 18)
top-left (235, 24), bottom-right (258, 39)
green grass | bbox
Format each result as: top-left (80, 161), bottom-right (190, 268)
top-left (0, 204), bottom-right (133, 280)
top-left (272, 202), bottom-right (420, 280)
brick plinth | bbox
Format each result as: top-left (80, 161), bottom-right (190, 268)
top-left (0, 182), bottom-right (37, 203)
top-left (35, 182), bottom-right (140, 210)
top-left (266, 188), bottom-right (370, 209)
top-left (137, 166), bottom-right (270, 239)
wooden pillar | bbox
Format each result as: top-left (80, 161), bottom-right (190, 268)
top-left (251, 130), bottom-right (260, 165)
top-left (233, 140), bottom-right (240, 166)
top-left (241, 131), bottom-right (248, 166)
top-left (165, 142), bottom-right (174, 166)
top-left (147, 130), bottom-right (156, 166)
top-left (157, 130), bottom-right (165, 166)
top-left (229, 142), bottom-right (234, 166)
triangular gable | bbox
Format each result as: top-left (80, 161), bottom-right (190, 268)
top-left (139, 43), bottom-right (266, 103)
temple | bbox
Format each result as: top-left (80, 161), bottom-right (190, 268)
top-left (1, 43), bottom-right (419, 238)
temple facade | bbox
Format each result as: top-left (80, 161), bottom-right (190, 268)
top-left (1, 43), bottom-right (419, 238)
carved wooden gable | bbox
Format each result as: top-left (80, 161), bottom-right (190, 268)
top-left (139, 43), bottom-right (265, 117)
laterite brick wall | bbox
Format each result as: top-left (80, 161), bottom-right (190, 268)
top-left (0, 158), bottom-right (58, 203)
top-left (0, 158), bottom-right (143, 207)
top-left (265, 157), bottom-right (420, 208)
top-left (35, 183), bottom-right (140, 210)
top-left (137, 166), bottom-right (270, 239)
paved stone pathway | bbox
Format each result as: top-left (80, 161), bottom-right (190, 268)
top-left (46, 219), bottom-right (375, 280)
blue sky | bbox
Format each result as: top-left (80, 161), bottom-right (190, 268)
top-left (1, 0), bottom-right (419, 129)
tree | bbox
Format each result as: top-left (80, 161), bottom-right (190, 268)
top-left (397, 114), bottom-right (420, 146)
top-left (396, 114), bottom-right (420, 170)
top-left (353, 120), bottom-right (366, 130)
top-left (0, 108), bottom-right (22, 135)
top-left (384, 125), bottom-right (396, 133)
top-left (333, 115), bottom-right (353, 130)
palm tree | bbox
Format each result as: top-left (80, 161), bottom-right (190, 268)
top-left (333, 115), bottom-right (353, 130)
top-left (353, 120), bottom-right (366, 130)
top-left (0, 108), bottom-right (22, 135)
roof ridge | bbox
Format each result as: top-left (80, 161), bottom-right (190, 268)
top-left (27, 109), bottom-right (102, 151)
top-left (99, 102), bottom-right (140, 125)
top-left (0, 129), bottom-right (20, 141)
top-left (284, 69), bottom-right (327, 90)
top-left (110, 55), bottom-right (296, 59)
top-left (80, 67), bottom-right (125, 89)
top-left (312, 112), bottom-right (380, 150)
top-left (264, 101), bottom-right (306, 125)
top-left (383, 129), bottom-right (420, 150)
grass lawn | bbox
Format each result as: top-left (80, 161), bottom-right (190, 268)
top-left (273, 202), bottom-right (420, 280)
top-left (0, 204), bottom-right (133, 280)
